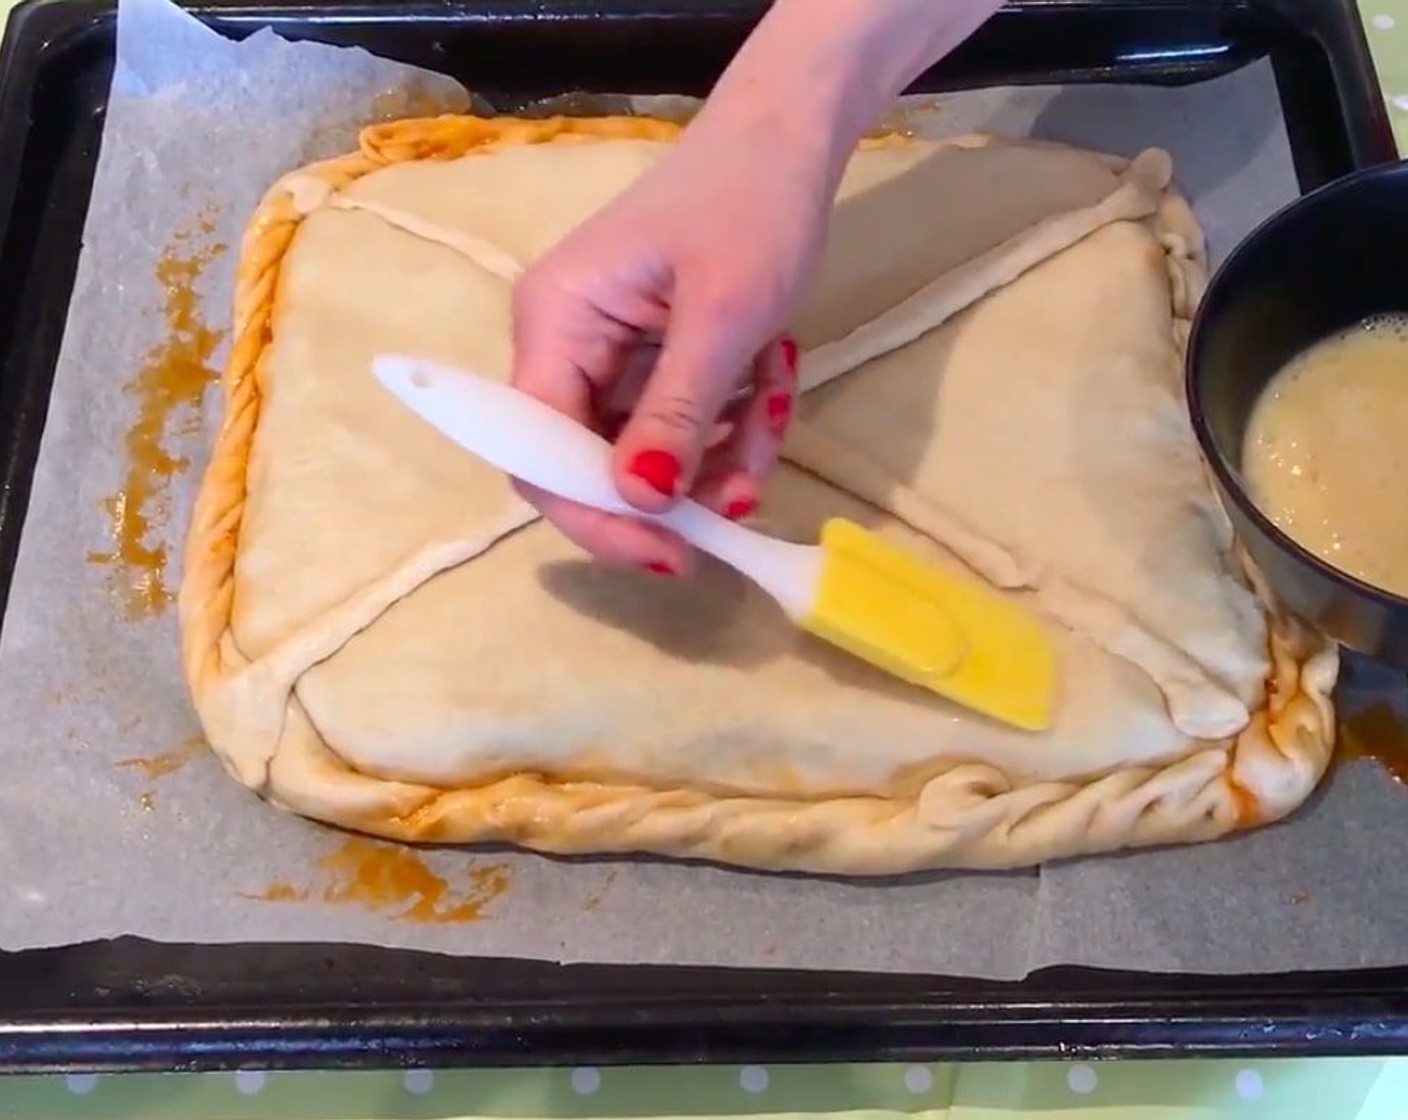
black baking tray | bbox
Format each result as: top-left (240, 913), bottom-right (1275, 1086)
top-left (0, 0), bottom-right (1403, 1075)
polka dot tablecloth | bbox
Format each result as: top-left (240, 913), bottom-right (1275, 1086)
top-left (1367, 2), bottom-right (1408, 151)
top-left (3, 1059), bottom-right (1408, 1119)
top-left (2, 0), bottom-right (1408, 1117)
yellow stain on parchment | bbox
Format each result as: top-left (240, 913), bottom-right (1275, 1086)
top-left (1340, 701), bottom-right (1408, 788)
top-left (258, 882), bottom-right (307, 903)
top-left (367, 86), bottom-right (462, 123)
top-left (243, 838), bottom-right (511, 925)
top-left (582, 869), bottom-right (618, 911)
top-left (299, 86), bottom-right (464, 160)
top-left (87, 215), bottom-right (227, 619)
top-left (869, 98), bottom-right (944, 139)
top-left (114, 735), bottom-right (207, 814)
top-left (115, 734), bottom-right (205, 781)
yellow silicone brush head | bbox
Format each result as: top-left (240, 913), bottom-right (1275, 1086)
top-left (803, 519), bottom-right (1058, 731)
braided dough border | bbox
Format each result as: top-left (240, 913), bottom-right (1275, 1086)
top-left (179, 114), bottom-right (1339, 874)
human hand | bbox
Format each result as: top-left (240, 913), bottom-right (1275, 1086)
top-left (509, 0), bottom-right (1003, 575)
top-left (509, 109), bottom-right (834, 576)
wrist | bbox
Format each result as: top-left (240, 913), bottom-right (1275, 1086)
top-left (697, 0), bottom-right (1004, 173)
top-left (685, 57), bottom-right (853, 195)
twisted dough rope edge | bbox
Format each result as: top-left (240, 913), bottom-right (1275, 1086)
top-left (177, 114), bottom-right (1338, 875)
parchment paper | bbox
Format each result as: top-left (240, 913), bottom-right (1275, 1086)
top-left (1, 0), bottom-right (1405, 978)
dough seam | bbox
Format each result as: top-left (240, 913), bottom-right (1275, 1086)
top-left (330, 195), bottom-right (526, 282)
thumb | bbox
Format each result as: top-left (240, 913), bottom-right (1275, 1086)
top-left (611, 285), bottom-right (762, 512)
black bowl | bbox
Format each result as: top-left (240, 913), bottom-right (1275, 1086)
top-left (1187, 159), bottom-right (1408, 666)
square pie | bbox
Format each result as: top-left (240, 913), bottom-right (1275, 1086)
top-left (180, 115), bottom-right (1337, 873)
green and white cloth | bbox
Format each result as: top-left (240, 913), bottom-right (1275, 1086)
top-left (1365, 3), bottom-right (1408, 151)
top-left (4, 1058), bottom-right (1408, 1118)
top-left (1, 0), bottom-right (1407, 1115)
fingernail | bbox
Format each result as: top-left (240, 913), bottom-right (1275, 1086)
top-left (644, 561), bottom-right (676, 577)
top-left (780, 336), bottom-right (799, 377)
top-left (766, 392), bottom-right (793, 437)
top-left (725, 496), bottom-right (758, 521)
top-left (627, 449), bottom-right (681, 496)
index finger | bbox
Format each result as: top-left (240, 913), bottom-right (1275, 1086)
top-left (509, 284), bottom-right (692, 570)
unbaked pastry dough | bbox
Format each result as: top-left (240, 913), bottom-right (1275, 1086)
top-left (180, 114), bottom-right (1338, 873)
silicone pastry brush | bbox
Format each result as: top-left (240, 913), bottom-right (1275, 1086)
top-left (372, 355), bottom-right (1059, 732)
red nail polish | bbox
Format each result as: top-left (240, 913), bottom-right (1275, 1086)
top-left (644, 561), bottom-right (675, 577)
top-left (765, 392), bottom-right (793, 437)
top-left (780, 337), bottom-right (799, 377)
top-left (627, 449), bottom-right (681, 497)
top-left (725, 496), bottom-right (757, 521)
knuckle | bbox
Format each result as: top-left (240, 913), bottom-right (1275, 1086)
top-left (643, 393), bottom-right (708, 435)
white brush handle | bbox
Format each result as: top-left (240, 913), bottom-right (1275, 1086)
top-left (372, 355), bottom-right (820, 617)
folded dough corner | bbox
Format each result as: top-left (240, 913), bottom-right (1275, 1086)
top-left (178, 116), bottom-right (1338, 874)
